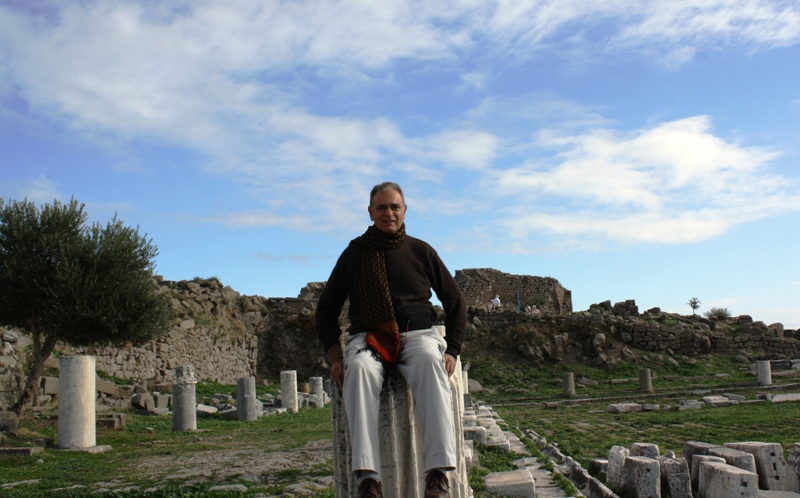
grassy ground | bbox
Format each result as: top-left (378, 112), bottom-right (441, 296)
top-left (1, 404), bottom-right (334, 497)
top-left (471, 352), bottom-right (800, 468)
top-left (2, 353), bottom-right (799, 496)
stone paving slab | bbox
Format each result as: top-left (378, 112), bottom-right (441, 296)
top-left (484, 469), bottom-right (536, 497)
top-left (0, 447), bottom-right (43, 457)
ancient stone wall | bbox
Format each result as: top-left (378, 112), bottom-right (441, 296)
top-left (468, 299), bottom-right (799, 368)
top-left (454, 268), bottom-right (572, 315)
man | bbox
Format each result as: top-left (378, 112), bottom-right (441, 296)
top-left (316, 182), bottom-right (466, 498)
top-left (491, 295), bottom-right (500, 311)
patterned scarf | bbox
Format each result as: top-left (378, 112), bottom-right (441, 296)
top-left (353, 223), bottom-right (406, 364)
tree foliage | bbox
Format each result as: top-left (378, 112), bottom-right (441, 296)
top-left (0, 197), bottom-right (173, 415)
top-left (687, 297), bottom-right (701, 315)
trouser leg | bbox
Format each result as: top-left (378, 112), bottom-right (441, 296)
top-left (343, 333), bottom-right (385, 474)
top-left (397, 329), bottom-right (457, 472)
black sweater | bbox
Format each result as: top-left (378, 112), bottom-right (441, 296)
top-left (316, 234), bottom-right (466, 358)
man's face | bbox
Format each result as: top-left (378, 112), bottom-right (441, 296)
top-left (368, 188), bottom-right (407, 234)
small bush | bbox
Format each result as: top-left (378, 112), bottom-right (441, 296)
top-left (704, 307), bottom-right (732, 321)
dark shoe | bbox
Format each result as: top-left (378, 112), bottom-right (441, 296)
top-left (357, 477), bottom-right (383, 498)
top-left (425, 470), bottom-right (450, 498)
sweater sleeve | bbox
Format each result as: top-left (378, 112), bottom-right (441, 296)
top-left (315, 246), bottom-right (351, 354)
top-left (428, 249), bottom-right (467, 358)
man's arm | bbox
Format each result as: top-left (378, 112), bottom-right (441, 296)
top-left (316, 247), bottom-right (352, 387)
top-left (327, 343), bottom-right (344, 389)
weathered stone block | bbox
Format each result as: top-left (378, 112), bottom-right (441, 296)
top-left (607, 445), bottom-right (629, 489)
top-left (40, 376), bottom-right (59, 395)
top-left (692, 455), bottom-right (726, 490)
top-left (0, 410), bottom-right (18, 434)
top-left (483, 469), bottom-right (535, 497)
top-left (659, 458), bottom-right (691, 498)
top-left (708, 447), bottom-right (757, 474)
top-left (131, 393), bottom-right (155, 411)
top-left (608, 403), bottom-right (642, 413)
top-left (725, 442), bottom-right (790, 491)
top-left (698, 460), bottom-right (758, 498)
top-left (624, 456), bottom-right (661, 498)
top-left (683, 441), bottom-right (721, 473)
top-left (631, 442), bottom-right (659, 458)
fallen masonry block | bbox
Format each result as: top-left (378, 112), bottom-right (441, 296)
top-left (698, 460), bottom-right (758, 498)
top-left (40, 376), bottom-right (59, 395)
top-left (642, 403), bottom-right (660, 411)
top-left (623, 456), bottom-right (660, 498)
top-left (464, 426), bottom-right (487, 444)
top-left (608, 403), bottom-right (642, 413)
top-left (659, 458), bottom-right (691, 498)
top-left (725, 442), bottom-right (790, 491)
top-left (703, 395), bottom-right (732, 407)
top-left (708, 447), bottom-right (757, 474)
top-left (607, 445), bottom-right (630, 489)
top-left (131, 393), bottom-right (154, 411)
top-left (724, 393), bottom-right (746, 402)
top-left (196, 404), bottom-right (218, 416)
top-left (0, 447), bottom-right (43, 457)
top-left (483, 469), bottom-right (535, 497)
top-left (770, 394), bottom-right (800, 403)
top-left (756, 491), bottom-right (800, 497)
top-left (684, 441), bottom-right (722, 474)
top-left (630, 442), bottom-right (659, 458)
top-left (692, 455), bottom-right (726, 491)
top-left (679, 400), bottom-right (704, 410)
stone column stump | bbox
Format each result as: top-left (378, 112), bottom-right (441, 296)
top-left (281, 370), bottom-right (298, 414)
top-left (331, 326), bottom-right (469, 498)
top-left (562, 372), bottom-right (576, 397)
top-left (237, 376), bottom-right (259, 421)
top-left (172, 365), bottom-right (198, 431)
top-left (310, 376), bottom-right (324, 408)
top-left (58, 356), bottom-right (96, 449)
top-left (757, 361), bottom-right (772, 386)
top-left (639, 368), bottom-right (653, 392)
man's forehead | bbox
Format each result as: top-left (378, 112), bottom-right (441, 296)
top-left (371, 189), bottom-right (404, 205)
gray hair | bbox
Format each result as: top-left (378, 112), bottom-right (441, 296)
top-left (369, 182), bottom-right (405, 205)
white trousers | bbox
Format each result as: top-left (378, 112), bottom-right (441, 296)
top-left (343, 328), bottom-right (457, 476)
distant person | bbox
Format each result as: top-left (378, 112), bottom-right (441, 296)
top-left (316, 181), bottom-right (466, 498)
top-left (531, 305), bottom-right (539, 317)
top-left (524, 304), bottom-right (532, 315)
top-left (490, 295), bottom-right (501, 311)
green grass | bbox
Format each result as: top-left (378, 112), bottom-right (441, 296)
top-left (0, 406), bottom-right (333, 497)
top-left (498, 399), bottom-right (800, 467)
top-left (465, 352), bottom-right (756, 401)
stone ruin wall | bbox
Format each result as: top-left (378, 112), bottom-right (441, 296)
top-left (60, 278), bottom-right (324, 385)
top-left (454, 268), bottom-right (572, 315)
top-left (4, 272), bottom-right (799, 391)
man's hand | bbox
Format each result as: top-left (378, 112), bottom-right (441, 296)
top-left (327, 344), bottom-right (344, 390)
top-left (444, 353), bottom-right (457, 377)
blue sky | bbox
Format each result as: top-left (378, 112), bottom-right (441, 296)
top-left (1, 0), bottom-right (799, 328)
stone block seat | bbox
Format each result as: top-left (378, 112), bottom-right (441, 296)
top-left (331, 326), bottom-right (469, 498)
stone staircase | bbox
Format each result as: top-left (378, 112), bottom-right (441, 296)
top-left (467, 400), bottom-right (582, 497)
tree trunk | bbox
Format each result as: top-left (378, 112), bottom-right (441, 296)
top-left (13, 323), bottom-right (59, 418)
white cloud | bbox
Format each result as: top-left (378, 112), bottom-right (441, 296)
top-left (0, 1), bottom-right (798, 240)
top-left (18, 175), bottom-right (62, 205)
top-left (494, 115), bottom-right (798, 245)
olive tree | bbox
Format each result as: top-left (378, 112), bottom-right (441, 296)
top-left (0, 198), bottom-right (172, 416)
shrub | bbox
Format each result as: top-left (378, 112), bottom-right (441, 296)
top-left (704, 307), bottom-right (732, 321)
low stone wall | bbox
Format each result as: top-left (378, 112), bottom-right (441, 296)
top-left (454, 268), bottom-right (572, 315)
